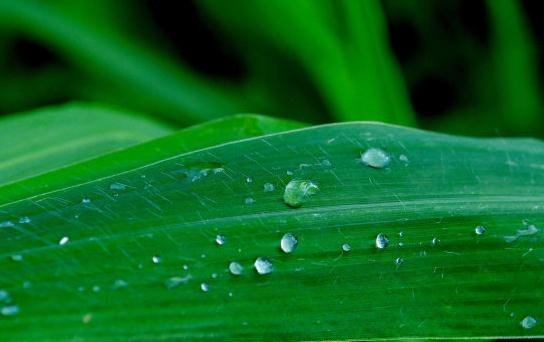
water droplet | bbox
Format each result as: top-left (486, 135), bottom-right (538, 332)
top-left (399, 154), bottom-right (409, 163)
top-left (165, 275), bottom-right (192, 289)
top-left (211, 273), bottom-right (218, 279)
top-left (81, 197), bottom-right (91, 204)
top-left (254, 257), bottom-right (273, 275)
top-left (283, 179), bottom-right (319, 208)
top-left (200, 283), bottom-right (209, 292)
top-left (246, 177), bottom-right (253, 183)
top-left (18, 217), bottom-right (31, 224)
top-left (522, 219), bottom-right (530, 225)
top-left (22, 281), bottom-right (31, 289)
top-left (321, 159), bottom-right (332, 167)
top-left (10, 254), bottom-right (23, 262)
top-left (361, 148), bottom-right (391, 169)
top-left (215, 234), bottom-right (226, 246)
top-left (520, 316), bottom-right (537, 329)
top-left (228, 292), bottom-right (233, 297)
top-left (342, 243), bottom-right (351, 252)
top-left (0, 221), bottom-right (14, 228)
top-left (245, 197), bottom-right (255, 205)
top-left (82, 313), bottom-right (92, 324)
top-left (286, 170), bottom-right (294, 176)
top-left (505, 224), bottom-right (539, 243)
top-left (280, 233), bottom-right (298, 253)
top-left (395, 257), bottom-right (404, 265)
top-left (432, 237), bottom-right (440, 246)
top-left (59, 236), bottom-right (69, 246)
top-left (399, 231), bottom-right (404, 238)
top-left (152, 255), bottom-right (161, 264)
top-left (112, 279), bottom-right (128, 290)
top-left (110, 182), bottom-right (127, 191)
top-left (375, 233), bottom-right (389, 249)
top-left (263, 183), bottom-right (275, 192)
top-left (182, 264), bottom-right (189, 271)
top-left (1, 304), bottom-right (19, 316)
top-left (201, 254), bottom-right (206, 259)
top-left (92, 285), bottom-right (101, 293)
top-left (0, 290), bottom-right (9, 302)
top-left (229, 261), bottom-right (244, 275)
top-left (475, 225), bottom-right (486, 235)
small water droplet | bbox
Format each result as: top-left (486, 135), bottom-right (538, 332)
top-left (228, 292), bottom-right (233, 297)
top-left (82, 313), bottom-right (92, 324)
top-left (92, 285), bottom-right (101, 293)
top-left (0, 289), bottom-right (9, 302)
top-left (246, 177), bottom-right (253, 183)
top-left (280, 233), bottom-right (298, 253)
top-left (342, 243), bottom-right (351, 252)
top-left (520, 316), bottom-right (537, 329)
top-left (1, 304), bottom-right (19, 316)
top-left (375, 233), bottom-right (389, 249)
top-left (165, 275), bottom-right (192, 289)
top-left (399, 231), bottom-right (404, 238)
top-left (0, 221), bottom-right (14, 228)
top-left (152, 255), bottom-right (161, 264)
top-left (229, 261), bottom-right (244, 275)
top-left (254, 257), bottom-right (273, 275)
top-left (112, 279), bottom-right (127, 290)
top-left (59, 236), bottom-right (69, 246)
top-left (215, 234), bottom-right (226, 246)
top-left (10, 254), bottom-right (23, 262)
top-left (522, 219), bottom-right (530, 225)
top-left (22, 281), bottom-right (31, 289)
top-left (286, 170), bottom-right (294, 176)
top-left (361, 148), bottom-right (391, 169)
top-left (263, 183), bottom-right (275, 192)
top-left (399, 154), bottom-right (409, 163)
top-left (283, 180), bottom-right (319, 208)
top-left (432, 237), bottom-right (440, 246)
top-left (18, 217), bottom-right (31, 224)
top-left (81, 197), bottom-right (91, 204)
top-left (200, 283), bottom-right (209, 292)
top-left (475, 225), bottom-right (486, 235)
top-left (245, 197), bottom-right (255, 205)
top-left (110, 182), bottom-right (127, 191)
top-left (395, 257), bottom-right (403, 265)
top-left (182, 264), bottom-right (189, 271)
top-left (321, 159), bottom-right (332, 167)
top-left (201, 254), bottom-right (206, 259)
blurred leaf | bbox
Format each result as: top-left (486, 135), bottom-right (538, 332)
top-left (0, 0), bottom-right (252, 124)
top-left (0, 103), bottom-right (172, 187)
top-left (199, 0), bottom-right (415, 125)
top-left (1, 118), bottom-right (543, 340)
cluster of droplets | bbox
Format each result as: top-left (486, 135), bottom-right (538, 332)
top-left (0, 289), bottom-right (19, 317)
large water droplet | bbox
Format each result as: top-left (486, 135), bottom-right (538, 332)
top-left (18, 217), bottom-right (31, 224)
top-left (475, 225), bottom-right (486, 235)
top-left (200, 283), bottom-right (209, 292)
top-left (361, 148), bottom-right (391, 169)
top-left (215, 234), bottom-right (226, 246)
top-left (254, 257), bottom-right (273, 275)
top-left (280, 233), bottom-right (298, 253)
top-left (342, 243), bottom-right (351, 252)
top-left (59, 236), bottom-right (69, 246)
top-left (152, 255), bottom-right (161, 264)
top-left (165, 275), bottom-right (192, 289)
top-left (375, 233), bottom-right (389, 249)
top-left (263, 183), bottom-right (275, 192)
top-left (229, 261), bottom-right (244, 275)
top-left (283, 180), bottom-right (319, 208)
top-left (1, 304), bottom-right (19, 316)
top-left (520, 316), bottom-right (537, 329)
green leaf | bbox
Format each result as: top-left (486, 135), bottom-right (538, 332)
top-left (0, 103), bottom-right (172, 187)
top-left (1, 120), bottom-right (543, 341)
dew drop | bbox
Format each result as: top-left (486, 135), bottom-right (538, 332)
top-left (263, 183), bottom-right (275, 192)
top-left (375, 233), bottom-right (389, 249)
top-left (254, 257), bottom-right (273, 275)
top-left (59, 236), bottom-right (69, 246)
top-left (475, 225), bottom-right (486, 235)
top-left (283, 179), bottom-right (319, 208)
top-left (342, 243), bottom-right (351, 252)
top-left (399, 231), bottom-right (404, 238)
top-left (280, 233), bottom-right (298, 253)
top-left (81, 197), bottom-right (91, 204)
top-left (200, 283), bottom-right (209, 292)
top-left (110, 182), bottom-right (127, 191)
top-left (245, 197), bottom-right (255, 205)
top-left (229, 261), bottom-right (244, 275)
top-left (165, 275), bottom-right (191, 289)
top-left (1, 304), bottom-right (19, 316)
top-left (520, 316), bottom-right (537, 329)
top-left (215, 234), bottom-right (226, 246)
top-left (432, 237), bottom-right (440, 246)
top-left (10, 254), bottom-right (23, 262)
top-left (182, 264), bottom-right (189, 271)
top-left (246, 177), bottom-right (253, 183)
top-left (361, 148), bottom-right (391, 169)
top-left (395, 257), bottom-right (404, 265)
top-left (18, 217), bottom-right (31, 224)
top-left (92, 286), bottom-right (101, 293)
top-left (112, 279), bottom-right (128, 290)
top-left (321, 159), bottom-right (332, 167)
top-left (152, 255), bottom-right (161, 264)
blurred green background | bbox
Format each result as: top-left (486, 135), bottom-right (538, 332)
top-left (0, 0), bottom-right (542, 137)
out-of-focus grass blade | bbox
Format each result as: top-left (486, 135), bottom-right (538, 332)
top-left (0, 114), bottom-right (305, 205)
top-left (0, 103), bottom-right (172, 187)
top-left (199, 0), bottom-right (415, 125)
top-left (0, 0), bottom-right (249, 124)
top-left (1, 119), bottom-right (543, 341)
